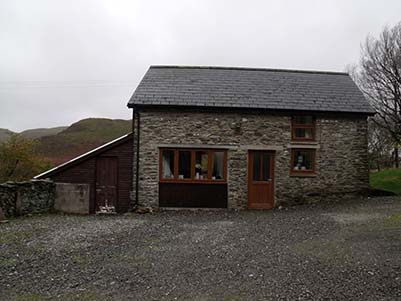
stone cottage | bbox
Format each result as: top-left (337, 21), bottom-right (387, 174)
top-left (37, 65), bottom-right (375, 212)
top-left (128, 66), bottom-right (374, 210)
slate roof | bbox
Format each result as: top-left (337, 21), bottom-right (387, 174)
top-left (128, 66), bottom-right (375, 114)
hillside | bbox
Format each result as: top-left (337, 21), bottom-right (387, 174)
top-left (0, 128), bottom-right (14, 142)
top-left (0, 126), bottom-right (67, 142)
top-left (37, 118), bottom-right (131, 165)
top-left (20, 126), bottom-right (68, 139)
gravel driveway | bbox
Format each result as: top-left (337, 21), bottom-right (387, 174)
top-left (1, 196), bottom-right (401, 300)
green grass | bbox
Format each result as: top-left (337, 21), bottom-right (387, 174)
top-left (0, 230), bottom-right (35, 244)
top-left (384, 213), bottom-right (401, 227)
top-left (370, 168), bottom-right (401, 195)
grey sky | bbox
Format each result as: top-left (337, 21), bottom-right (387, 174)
top-left (1, 0), bottom-right (400, 132)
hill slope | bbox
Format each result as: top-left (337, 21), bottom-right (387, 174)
top-left (37, 118), bottom-right (131, 165)
top-left (0, 128), bottom-right (14, 142)
top-left (0, 126), bottom-right (68, 142)
top-left (20, 126), bottom-right (68, 139)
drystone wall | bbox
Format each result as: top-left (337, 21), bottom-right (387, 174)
top-left (0, 180), bottom-right (55, 218)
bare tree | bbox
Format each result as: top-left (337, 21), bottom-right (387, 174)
top-left (353, 23), bottom-right (401, 168)
top-left (368, 116), bottom-right (393, 170)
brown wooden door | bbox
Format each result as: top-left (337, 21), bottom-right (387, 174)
top-left (248, 151), bottom-right (275, 209)
top-left (96, 157), bottom-right (118, 210)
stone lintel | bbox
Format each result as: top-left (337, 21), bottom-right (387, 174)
top-left (241, 145), bottom-right (284, 151)
top-left (155, 144), bottom-right (237, 150)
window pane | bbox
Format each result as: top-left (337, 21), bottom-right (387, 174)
top-left (162, 150), bottom-right (175, 179)
top-left (212, 152), bottom-right (224, 180)
top-left (293, 116), bottom-right (314, 125)
top-left (178, 151), bottom-right (191, 179)
top-left (294, 128), bottom-right (313, 139)
top-left (195, 151), bottom-right (208, 179)
top-left (293, 150), bottom-right (314, 171)
top-left (262, 152), bottom-right (271, 181)
top-left (253, 152), bottom-right (261, 181)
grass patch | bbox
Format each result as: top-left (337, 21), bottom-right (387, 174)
top-left (57, 290), bottom-right (113, 301)
top-left (0, 230), bottom-right (34, 244)
top-left (294, 239), bottom-right (353, 261)
top-left (0, 258), bottom-right (17, 267)
top-left (370, 168), bottom-right (401, 195)
top-left (384, 214), bottom-right (401, 227)
top-left (14, 293), bottom-right (47, 301)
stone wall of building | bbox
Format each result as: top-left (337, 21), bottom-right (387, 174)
top-left (0, 180), bottom-right (55, 218)
top-left (134, 110), bottom-right (369, 208)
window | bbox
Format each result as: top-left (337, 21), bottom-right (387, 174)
top-left (161, 150), bottom-right (175, 179)
top-left (292, 116), bottom-right (315, 141)
top-left (178, 151), bottom-right (191, 179)
top-left (195, 151), bottom-right (208, 179)
top-left (160, 148), bottom-right (227, 183)
top-left (291, 149), bottom-right (315, 173)
top-left (212, 152), bottom-right (225, 180)
top-left (252, 152), bottom-right (272, 181)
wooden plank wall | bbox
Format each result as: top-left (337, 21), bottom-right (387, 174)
top-left (50, 138), bottom-right (133, 213)
top-left (159, 183), bottom-right (228, 208)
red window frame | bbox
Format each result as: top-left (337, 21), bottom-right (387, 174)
top-left (292, 115), bottom-right (316, 141)
top-left (159, 148), bottom-right (228, 184)
top-left (290, 148), bottom-right (316, 174)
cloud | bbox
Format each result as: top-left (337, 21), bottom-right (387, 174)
top-left (1, 0), bottom-right (400, 131)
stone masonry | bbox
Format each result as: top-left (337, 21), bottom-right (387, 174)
top-left (0, 180), bottom-right (55, 218)
top-left (134, 110), bottom-right (369, 209)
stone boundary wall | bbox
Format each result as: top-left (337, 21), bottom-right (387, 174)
top-left (0, 180), bottom-right (55, 218)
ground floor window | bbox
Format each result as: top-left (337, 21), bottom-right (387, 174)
top-left (159, 148), bottom-right (227, 183)
top-left (291, 149), bottom-right (316, 173)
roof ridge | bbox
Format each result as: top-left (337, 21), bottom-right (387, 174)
top-left (149, 65), bottom-right (348, 76)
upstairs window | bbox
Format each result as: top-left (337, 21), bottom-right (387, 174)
top-left (292, 116), bottom-right (315, 141)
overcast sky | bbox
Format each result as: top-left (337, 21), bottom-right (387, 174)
top-left (1, 0), bottom-right (400, 132)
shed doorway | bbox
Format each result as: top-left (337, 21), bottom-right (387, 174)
top-left (96, 157), bottom-right (118, 211)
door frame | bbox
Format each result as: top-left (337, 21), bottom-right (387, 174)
top-left (95, 156), bottom-right (119, 211)
top-left (247, 150), bottom-right (275, 209)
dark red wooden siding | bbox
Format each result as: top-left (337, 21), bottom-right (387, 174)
top-left (159, 183), bottom-right (228, 208)
top-left (50, 138), bottom-right (133, 213)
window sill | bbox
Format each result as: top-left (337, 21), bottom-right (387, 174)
top-left (291, 139), bottom-right (316, 143)
top-left (290, 172), bottom-right (317, 178)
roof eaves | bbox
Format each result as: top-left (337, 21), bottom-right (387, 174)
top-left (130, 103), bottom-right (376, 115)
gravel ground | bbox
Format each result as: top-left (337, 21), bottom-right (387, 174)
top-left (1, 196), bottom-right (401, 300)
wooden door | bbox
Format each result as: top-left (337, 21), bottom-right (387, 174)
top-left (96, 157), bottom-right (118, 210)
top-left (248, 151), bottom-right (275, 209)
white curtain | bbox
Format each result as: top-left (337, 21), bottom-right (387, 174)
top-left (162, 155), bottom-right (173, 178)
top-left (214, 152), bottom-right (224, 179)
